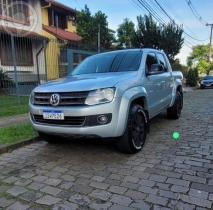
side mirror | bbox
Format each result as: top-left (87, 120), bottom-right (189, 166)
top-left (146, 64), bottom-right (165, 75)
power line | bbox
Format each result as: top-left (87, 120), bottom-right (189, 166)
top-left (132, 0), bottom-right (209, 50)
top-left (151, 0), bottom-right (209, 42)
top-left (184, 31), bottom-right (209, 42)
top-left (185, 0), bottom-right (207, 25)
top-left (160, 0), bottom-right (200, 40)
top-left (74, 0), bottom-right (82, 10)
top-left (141, 0), bottom-right (166, 24)
top-left (149, 0), bottom-right (170, 22)
top-left (137, 0), bottom-right (167, 24)
top-left (132, 0), bottom-right (194, 49)
top-left (129, 0), bottom-right (146, 14)
top-left (185, 40), bottom-right (194, 46)
top-left (154, 0), bottom-right (175, 23)
top-left (184, 43), bottom-right (192, 49)
top-left (132, 0), bottom-right (147, 13)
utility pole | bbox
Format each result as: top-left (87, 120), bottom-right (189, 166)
top-left (206, 23), bottom-right (213, 62)
top-left (98, 24), bottom-right (100, 53)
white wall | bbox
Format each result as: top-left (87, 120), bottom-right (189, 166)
top-left (0, 0), bottom-right (46, 83)
top-left (0, 0), bottom-right (42, 35)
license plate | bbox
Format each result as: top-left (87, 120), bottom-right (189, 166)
top-left (43, 110), bottom-right (64, 120)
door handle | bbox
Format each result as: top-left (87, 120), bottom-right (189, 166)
top-left (160, 81), bottom-right (165, 84)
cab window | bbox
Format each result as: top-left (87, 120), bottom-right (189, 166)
top-left (145, 53), bottom-right (158, 72)
top-left (156, 53), bottom-right (168, 71)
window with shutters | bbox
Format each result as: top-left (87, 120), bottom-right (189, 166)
top-left (0, 0), bottom-right (29, 25)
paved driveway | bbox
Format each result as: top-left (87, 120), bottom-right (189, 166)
top-left (0, 89), bottom-right (213, 210)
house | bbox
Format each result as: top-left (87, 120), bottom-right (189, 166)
top-left (41, 0), bottom-right (82, 79)
top-left (0, 0), bottom-right (47, 94)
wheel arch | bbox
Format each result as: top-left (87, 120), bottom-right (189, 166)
top-left (169, 83), bottom-right (183, 108)
top-left (177, 85), bottom-right (183, 108)
top-left (114, 87), bottom-right (150, 137)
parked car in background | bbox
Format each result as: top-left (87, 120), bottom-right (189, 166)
top-left (200, 75), bottom-right (213, 89)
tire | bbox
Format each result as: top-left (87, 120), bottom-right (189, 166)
top-left (38, 131), bottom-right (58, 143)
top-left (167, 91), bottom-right (182, 119)
top-left (116, 104), bottom-right (147, 154)
top-left (200, 86), bottom-right (204, 89)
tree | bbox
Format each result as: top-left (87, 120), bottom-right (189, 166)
top-left (132, 15), bottom-right (160, 49)
top-left (187, 44), bottom-right (213, 75)
top-left (94, 11), bottom-right (115, 49)
top-left (171, 59), bottom-right (188, 78)
top-left (0, 68), bottom-right (14, 93)
top-left (76, 5), bottom-right (115, 50)
top-left (186, 67), bottom-right (199, 87)
top-left (132, 14), bottom-right (184, 61)
top-left (160, 23), bottom-right (184, 61)
top-left (117, 18), bottom-right (135, 48)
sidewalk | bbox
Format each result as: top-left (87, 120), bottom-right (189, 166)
top-left (0, 113), bottom-right (29, 128)
top-left (183, 86), bottom-right (198, 92)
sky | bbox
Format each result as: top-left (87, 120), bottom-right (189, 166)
top-left (58, 0), bottom-right (213, 65)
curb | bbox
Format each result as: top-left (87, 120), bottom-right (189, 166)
top-left (0, 136), bottom-right (41, 155)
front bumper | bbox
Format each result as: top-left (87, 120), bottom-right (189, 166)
top-left (200, 83), bottom-right (213, 88)
top-left (30, 97), bottom-right (124, 138)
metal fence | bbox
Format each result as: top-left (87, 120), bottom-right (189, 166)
top-left (0, 32), bottom-right (101, 107)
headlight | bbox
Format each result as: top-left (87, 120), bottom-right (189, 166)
top-left (29, 91), bottom-right (35, 105)
top-left (85, 88), bottom-right (115, 105)
top-left (201, 81), bottom-right (204, 84)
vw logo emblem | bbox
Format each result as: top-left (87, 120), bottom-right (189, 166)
top-left (50, 94), bottom-right (60, 106)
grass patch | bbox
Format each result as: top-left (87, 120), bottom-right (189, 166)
top-left (0, 122), bottom-right (37, 144)
top-left (0, 95), bottom-right (29, 118)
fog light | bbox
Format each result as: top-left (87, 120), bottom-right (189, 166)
top-left (97, 115), bottom-right (108, 124)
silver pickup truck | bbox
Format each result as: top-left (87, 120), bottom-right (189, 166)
top-left (29, 48), bottom-right (183, 154)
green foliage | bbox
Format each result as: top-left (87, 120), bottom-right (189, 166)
top-left (186, 68), bottom-right (199, 87)
top-left (117, 18), bottom-right (135, 48)
top-left (171, 60), bottom-right (188, 78)
top-left (160, 23), bottom-right (184, 61)
top-left (133, 15), bottom-right (160, 48)
top-left (132, 14), bottom-right (184, 61)
top-left (187, 45), bottom-right (209, 65)
top-left (0, 122), bottom-right (37, 144)
top-left (197, 60), bottom-right (209, 73)
top-left (0, 95), bottom-right (29, 118)
top-left (187, 44), bottom-right (213, 75)
top-left (0, 69), bottom-right (14, 92)
top-left (76, 5), bottom-right (116, 50)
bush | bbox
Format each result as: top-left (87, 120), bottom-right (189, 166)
top-left (186, 68), bottom-right (199, 87)
top-left (0, 68), bottom-right (15, 93)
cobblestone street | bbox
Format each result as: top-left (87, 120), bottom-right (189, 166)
top-left (0, 89), bottom-right (213, 210)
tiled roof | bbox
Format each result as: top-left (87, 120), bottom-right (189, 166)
top-left (0, 25), bottom-right (47, 39)
top-left (45, 0), bottom-right (76, 13)
top-left (43, 25), bottom-right (82, 41)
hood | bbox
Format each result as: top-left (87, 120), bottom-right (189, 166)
top-left (34, 72), bottom-right (137, 92)
top-left (202, 79), bottom-right (213, 83)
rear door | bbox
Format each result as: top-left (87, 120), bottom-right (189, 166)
top-left (156, 53), bottom-right (173, 107)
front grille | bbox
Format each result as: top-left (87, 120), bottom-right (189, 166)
top-left (33, 115), bottom-right (86, 126)
top-left (34, 92), bottom-right (89, 106)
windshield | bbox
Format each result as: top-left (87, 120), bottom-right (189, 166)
top-left (203, 76), bottom-right (213, 80)
top-left (71, 51), bottom-right (142, 75)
